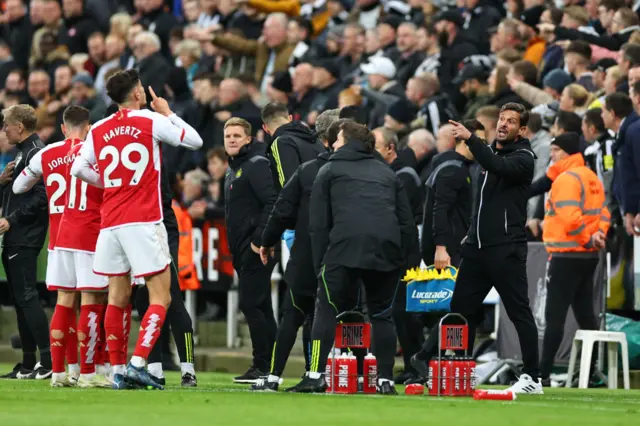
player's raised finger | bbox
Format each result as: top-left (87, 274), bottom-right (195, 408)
top-left (149, 86), bottom-right (158, 99)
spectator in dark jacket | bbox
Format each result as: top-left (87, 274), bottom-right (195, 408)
top-left (462, 0), bottom-right (502, 54)
top-left (223, 118), bottom-right (278, 382)
top-left (407, 73), bottom-right (459, 137)
top-left (610, 90), bottom-right (640, 235)
top-left (290, 121), bottom-right (418, 394)
top-left (433, 11), bottom-right (478, 110)
top-left (392, 22), bottom-right (425, 87)
top-left (261, 102), bottom-right (325, 192)
top-left (1, 0), bottom-right (34, 71)
top-left (59, 0), bottom-right (99, 55)
top-left (307, 59), bottom-right (342, 126)
top-left (0, 40), bottom-right (18, 91)
top-left (134, 31), bottom-right (172, 102)
top-left (137, 0), bottom-right (180, 60)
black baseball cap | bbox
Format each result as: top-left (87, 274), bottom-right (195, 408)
top-left (589, 58), bottom-right (618, 73)
top-left (453, 64), bottom-right (490, 85)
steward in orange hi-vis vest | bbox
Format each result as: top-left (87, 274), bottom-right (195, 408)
top-left (543, 152), bottom-right (611, 253)
top-left (172, 200), bottom-right (201, 290)
top-left (539, 133), bottom-right (610, 384)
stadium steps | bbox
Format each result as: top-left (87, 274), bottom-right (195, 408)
top-left (2, 307), bottom-right (640, 387)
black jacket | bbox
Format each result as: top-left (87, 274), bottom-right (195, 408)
top-left (421, 150), bottom-right (473, 264)
top-left (138, 51), bottom-right (172, 104)
top-left (1, 15), bottom-right (34, 71)
top-left (263, 151), bottom-right (330, 295)
top-left (555, 25), bottom-right (639, 52)
top-left (390, 156), bottom-right (423, 224)
top-left (1, 134), bottom-right (48, 249)
top-left (462, 3), bottom-right (502, 54)
top-left (309, 141), bottom-right (420, 273)
top-left (464, 135), bottom-right (536, 250)
top-left (58, 15), bottom-right (99, 55)
top-left (138, 6), bottom-right (180, 60)
top-left (265, 121), bottom-right (325, 191)
top-left (224, 141), bottom-right (277, 261)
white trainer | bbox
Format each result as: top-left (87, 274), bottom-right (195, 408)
top-left (506, 374), bottom-right (544, 395)
top-left (77, 374), bottom-right (112, 389)
top-left (51, 373), bottom-right (73, 388)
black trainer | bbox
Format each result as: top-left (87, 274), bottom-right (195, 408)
top-left (149, 373), bottom-right (167, 387)
top-left (233, 367), bottom-right (265, 384)
top-left (377, 381), bottom-right (398, 395)
top-left (28, 363), bottom-right (52, 380)
top-left (181, 373), bottom-right (197, 387)
top-left (0, 363), bottom-right (32, 379)
top-left (251, 377), bottom-right (279, 392)
top-left (285, 374), bottom-right (327, 393)
top-left (405, 375), bottom-right (426, 385)
top-left (410, 354), bottom-right (430, 378)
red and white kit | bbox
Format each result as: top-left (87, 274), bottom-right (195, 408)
top-left (71, 108), bottom-right (202, 278)
top-left (53, 140), bottom-right (107, 291)
top-left (12, 138), bottom-right (107, 290)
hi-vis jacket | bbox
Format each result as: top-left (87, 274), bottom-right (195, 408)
top-left (172, 200), bottom-right (200, 290)
top-left (543, 154), bottom-right (611, 254)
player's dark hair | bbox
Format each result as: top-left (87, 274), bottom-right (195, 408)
top-left (583, 108), bottom-right (606, 133)
top-left (106, 69), bottom-right (140, 105)
top-left (63, 105), bottom-right (90, 128)
top-left (500, 102), bottom-right (529, 128)
top-left (261, 102), bottom-right (289, 124)
top-left (339, 120), bottom-right (375, 152)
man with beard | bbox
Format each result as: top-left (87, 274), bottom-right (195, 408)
top-left (411, 103), bottom-right (544, 395)
top-left (432, 11), bottom-right (477, 110)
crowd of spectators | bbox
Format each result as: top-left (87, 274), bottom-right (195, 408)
top-left (2, 0), bottom-right (640, 310)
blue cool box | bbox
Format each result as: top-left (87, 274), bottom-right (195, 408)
top-left (405, 266), bottom-right (457, 313)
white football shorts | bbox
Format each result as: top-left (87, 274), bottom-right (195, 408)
top-left (46, 249), bottom-right (108, 291)
top-left (93, 222), bottom-right (171, 279)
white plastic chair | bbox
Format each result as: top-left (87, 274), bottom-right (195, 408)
top-left (566, 330), bottom-right (630, 390)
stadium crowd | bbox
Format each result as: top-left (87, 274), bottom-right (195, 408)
top-left (0, 0), bottom-right (639, 391)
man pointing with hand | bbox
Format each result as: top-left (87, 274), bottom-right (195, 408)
top-left (412, 103), bottom-right (544, 395)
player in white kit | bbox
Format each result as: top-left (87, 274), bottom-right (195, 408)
top-left (71, 69), bottom-right (202, 389)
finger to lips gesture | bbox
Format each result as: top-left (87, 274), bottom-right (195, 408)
top-left (448, 120), bottom-right (472, 141)
top-left (149, 86), bottom-right (172, 117)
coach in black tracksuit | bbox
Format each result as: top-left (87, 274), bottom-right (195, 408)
top-left (262, 103), bottom-right (326, 192)
top-left (291, 121), bottom-right (420, 394)
top-left (412, 104), bottom-right (542, 391)
top-left (254, 148), bottom-right (331, 390)
top-left (224, 121), bottom-right (278, 382)
top-left (0, 107), bottom-right (50, 379)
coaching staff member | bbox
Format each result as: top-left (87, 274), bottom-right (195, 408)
top-left (252, 117), bottom-right (342, 392)
top-left (412, 103), bottom-right (543, 395)
top-left (224, 117), bottom-right (278, 384)
top-left (291, 121), bottom-right (419, 395)
top-left (0, 105), bottom-right (51, 379)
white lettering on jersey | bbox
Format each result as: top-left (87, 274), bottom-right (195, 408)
top-left (102, 126), bottom-right (142, 143)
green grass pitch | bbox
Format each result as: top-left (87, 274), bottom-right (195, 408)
top-left (0, 364), bottom-right (639, 426)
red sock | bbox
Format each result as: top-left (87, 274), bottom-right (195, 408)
top-left (78, 304), bottom-right (104, 374)
top-left (123, 304), bottom-right (132, 358)
top-left (50, 305), bottom-right (74, 374)
top-left (96, 305), bottom-right (107, 366)
top-left (104, 305), bottom-right (126, 366)
top-left (133, 305), bottom-right (166, 360)
top-left (66, 310), bottom-right (78, 366)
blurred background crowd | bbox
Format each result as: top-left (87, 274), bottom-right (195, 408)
top-left (1, 0), bottom-right (639, 316)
